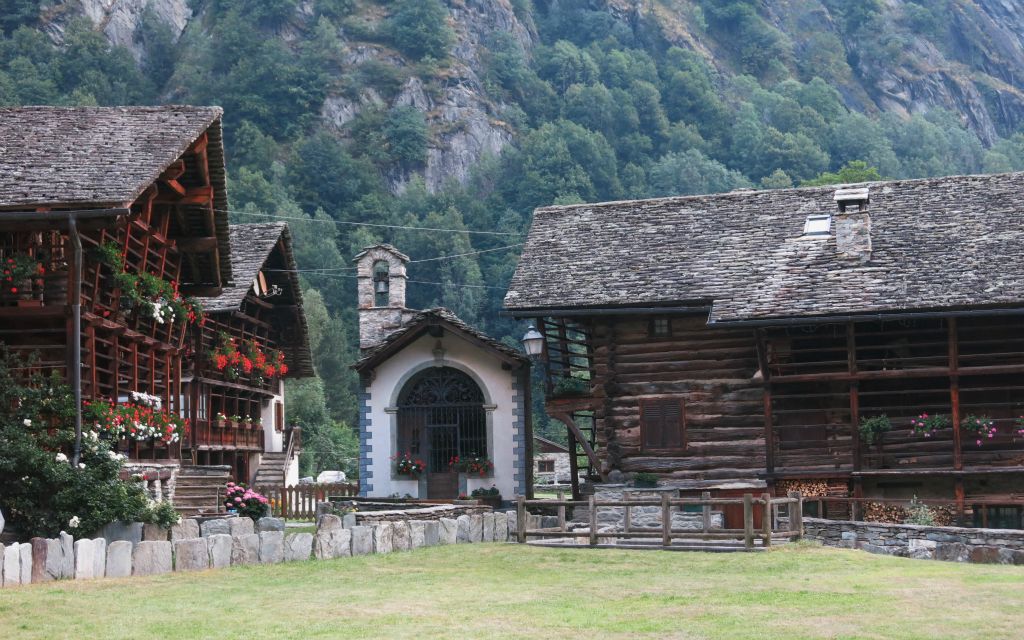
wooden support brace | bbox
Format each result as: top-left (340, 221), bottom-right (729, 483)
top-left (661, 492), bottom-right (671, 548)
top-left (761, 492), bottom-right (773, 547)
top-left (517, 495), bottom-right (526, 544)
top-left (589, 495), bottom-right (598, 547)
top-left (743, 493), bottom-right (754, 550)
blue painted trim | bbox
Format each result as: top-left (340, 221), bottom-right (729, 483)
top-left (358, 387), bottom-right (374, 497)
top-left (511, 373), bottom-right (527, 497)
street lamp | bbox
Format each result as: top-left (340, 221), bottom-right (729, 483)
top-left (521, 324), bottom-right (544, 357)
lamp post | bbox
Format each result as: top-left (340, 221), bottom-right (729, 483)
top-left (521, 325), bottom-right (544, 357)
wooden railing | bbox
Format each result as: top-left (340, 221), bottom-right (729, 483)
top-left (516, 491), bottom-right (804, 550)
top-left (256, 482), bottom-right (360, 520)
top-left (193, 419), bottom-right (265, 450)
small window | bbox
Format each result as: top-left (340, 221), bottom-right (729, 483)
top-left (274, 401), bottom-right (284, 432)
top-left (639, 398), bottom-right (685, 451)
top-left (649, 317), bottom-right (671, 338)
top-left (537, 460), bottom-right (555, 473)
top-left (804, 214), bottom-right (831, 236)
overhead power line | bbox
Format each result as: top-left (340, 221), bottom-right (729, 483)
top-left (216, 208), bottom-right (523, 237)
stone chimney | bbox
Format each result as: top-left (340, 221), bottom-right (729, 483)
top-left (354, 244), bottom-right (410, 349)
top-left (833, 187), bottom-right (871, 262)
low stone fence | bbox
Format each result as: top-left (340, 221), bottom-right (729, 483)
top-left (804, 517), bottom-right (1024, 564)
top-left (0, 511), bottom-right (519, 588)
top-left (352, 503), bottom-right (490, 524)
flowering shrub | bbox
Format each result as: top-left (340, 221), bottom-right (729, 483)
top-left (393, 452), bottom-right (426, 476)
top-left (224, 482), bottom-right (269, 520)
top-left (209, 333), bottom-right (288, 383)
top-left (1015, 416), bottom-right (1024, 437)
top-left (470, 485), bottom-right (500, 497)
top-left (115, 271), bottom-right (204, 325)
top-left (2, 253), bottom-right (44, 296)
top-left (961, 414), bottom-right (997, 446)
top-left (449, 455), bottom-right (493, 477)
top-left (83, 399), bottom-right (188, 443)
top-left (910, 412), bottom-right (950, 437)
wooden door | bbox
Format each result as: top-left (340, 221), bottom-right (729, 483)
top-left (426, 424), bottom-right (458, 499)
top-left (716, 489), bottom-right (765, 530)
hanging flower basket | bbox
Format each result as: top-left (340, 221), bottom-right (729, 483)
top-left (962, 414), bottom-right (997, 446)
top-left (393, 452), bottom-right (425, 478)
top-left (910, 413), bottom-right (950, 438)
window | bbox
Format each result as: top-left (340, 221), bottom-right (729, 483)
top-left (639, 398), bottom-right (685, 451)
top-left (973, 505), bottom-right (1023, 529)
top-left (804, 214), bottom-right (831, 236)
top-left (649, 317), bottom-right (671, 338)
top-left (274, 401), bottom-right (284, 432)
top-left (537, 460), bottom-right (555, 473)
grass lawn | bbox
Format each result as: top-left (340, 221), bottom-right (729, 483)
top-left (1, 543), bottom-right (1022, 639)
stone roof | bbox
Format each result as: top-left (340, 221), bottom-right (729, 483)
top-left (0, 105), bottom-right (232, 286)
top-left (200, 223), bottom-right (314, 377)
top-left (504, 172), bottom-right (1024, 323)
top-left (353, 308), bottom-right (528, 371)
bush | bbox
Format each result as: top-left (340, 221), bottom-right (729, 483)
top-left (223, 482), bottom-right (269, 520)
top-left (0, 351), bottom-right (153, 538)
top-left (859, 415), bottom-right (891, 445)
top-left (384, 0), bottom-right (454, 62)
top-left (904, 496), bottom-right (935, 526)
top-left (633, 472), bottom-right (658, 488)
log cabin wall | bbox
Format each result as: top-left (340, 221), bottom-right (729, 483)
top-left (586, 314), bottom-right (766, 485)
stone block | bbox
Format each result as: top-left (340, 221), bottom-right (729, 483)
top-left (423, 521), bottom-right (440, 547)
top-left (231, 534), bottom-right (260, 566)
top-left (200, 519), bottom-right (231, 538)
top-left (392, 521), bottom-right (411, 552)
top-left (98, 521), bottom-right (143, 548)
top-left (19, 543), bottom-right (31, 585)
top-left (207, 534), bottom-right (232, 569)
top-left (1010, 549), bottom-right (1024, 566)
top-left (171, 519), bottom-right (201, 541)
top-left (174, 538), bottom-right (209, 572)
top-left (373, 522), bottom-right (394, 554)
top-left (59, 532), bottom-right (74, 579)
top-left (968, 546), bottom-right (1004, 564)
top-left (456, 515), bottom-right (471, 543)
top-left (285, 533), bottom-right (314, 562)
top-left (0, 507), bottom-right (4, 535)
top-left (409, 521), bottom-right (426, 549)
top-left (142, 523), bottom-right (169, 542)
top-left (934, 542), bottom-right (969, 563)
top-left (439, 518), bottom-right (458, 545)
top-left (3, 543), bottom-right (21, 587)
top-left (44, 537), bottom-right (62, 580)
top-left (342, 513), bottom-right (357, 529)
top-left (317, 514), bottom-right (343, 531)
top-left (469, 515), bottom-right (483, 543)
top-left (493, 512), bottom-right (508, 542)
top-left (228, 518), bottom-right (254, 537)
top-left (105, 541), bottom-right (132, 578)
top-left (351, 526), bottom-right (373, 556)
top-left (482, 513), bottom-right (495, 542)
top-left (506, 511), bottom-right (518, 536)
top-left (30, 538), bottom-right (48, 583)
top-left (132, 541), bottom-right (172, 577)
top-left (314, 528), bottom-right (352, 560)
top-left (259, 531), bottom-right (285, 564)
top-left (74, 539), bottom-right (95, 580)
top-left (256, 517), bottom-right (285, 533)
top-left (92, 538), bottom-right (106, 579)
top-left (998, 548), bottom-right (1017, 565)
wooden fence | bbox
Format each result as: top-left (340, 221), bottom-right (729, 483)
top-left (516, 491), bottom-right (804, 550)
top-left (256, 483), bottom-right (360, 520)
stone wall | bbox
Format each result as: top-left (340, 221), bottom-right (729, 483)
top-left (0, 511), bottom-right (519, 589)
top-left (534, 452), bottom-right (572, 485)
top-left (572, 485), bottom-right (724, 531)
top-left (353, 503), bottom-right (490, 524)
top-left (804, 517), bottom-right (1024, 564)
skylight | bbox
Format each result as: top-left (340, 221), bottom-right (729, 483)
top-left (804, 214), bottom-right (831, 236)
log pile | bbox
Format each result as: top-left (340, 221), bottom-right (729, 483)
top-left (776, 479), bottom-right (831, 497)
top-left (864, 502), bottom-right (907, 523)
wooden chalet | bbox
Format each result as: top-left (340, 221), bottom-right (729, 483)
top-left (506, 173), bottom-right (1024, 528)
top-left (193, 223), bottom-right (313, 484)
top-left (0, 107), bottom-right (311, 495)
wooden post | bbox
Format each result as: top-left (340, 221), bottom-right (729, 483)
top-left (623, 492), bottom-right (631, 534)
top-left (589, 495), bottom-right (598, 547)
top-left (701, 491), bottom-right (711, 533)
top-left (516, 495), bottom-right (526, 544)
top-left (788, 491), bottom-right (804, 539)
top-left (743, 493), bottom-right (754, 550)
top-left (949, 319), bottom-right (963, 471)
top-left (761, 492), bottom-right (772, 547)
top-left (661, 492), bottom-right (671, 548)
top-left (557, 491), bottom-right (566, 531)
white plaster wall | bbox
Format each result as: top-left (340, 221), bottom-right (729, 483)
top-left (262, 379), bottom-right (285, 453)
top-left (364, 333), bottom-right (520, 499)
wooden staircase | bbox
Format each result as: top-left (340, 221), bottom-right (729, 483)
top-left (173, 464), bottom-right (231, 517)
top-left (253, 452), bottom-right (289, 487)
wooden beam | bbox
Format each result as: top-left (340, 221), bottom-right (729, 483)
top-left (174, 236), bottom-right (219, 253)
top-left (755, 330), bottom-right (774, 474)
top-left (180, 186), bottom-right (213, 205)
top-left (159, 160), bottom-right (186, 182)
top-left (949, 319), bottom-right (962, 472)
top-left (848, 323), bottom-right (861, 472)
top-left (552, 411), bottom-right (602, 481)
top-left (160, 179), bottom-right (187, 198)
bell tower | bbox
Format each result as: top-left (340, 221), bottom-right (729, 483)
top-left (354, 244), bottom-right (410, 349)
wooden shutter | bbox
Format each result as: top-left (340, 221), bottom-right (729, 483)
top-left (640, 398), bottom-right (686, 451)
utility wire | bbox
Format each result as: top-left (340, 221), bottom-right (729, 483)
top-left (263, 242), bottom-right (526, 274)
top-left (217, 208), bottom-right (524, 237)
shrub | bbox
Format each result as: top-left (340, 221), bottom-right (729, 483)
top-left (551, 376), bottom-right (590, 397)
top-left (384, 0), bottom-right (454, 62)
top-left (859, 415), bottom-right (891, 445)
top-left (471, 485), bottom-right (500, 497)
top-left (904, 495), bottom-right (935, 526)
top-left (0, 350), bottom-right (154, 538)
top-left (144, 500), bottom-right (182, 529)
top-left (223, 482), bottom-right (269, 520)
top-left (633, 472), bottom-right (658, 488)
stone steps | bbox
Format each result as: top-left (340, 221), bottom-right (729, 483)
top-left (171, 466), bottom-right (230, 517)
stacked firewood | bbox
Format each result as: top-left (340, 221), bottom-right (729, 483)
top-left (863, 502), bottom-right (907, 523)
top-left (777, 479), bottom-right (830, 497)
top-left (930, 506), bottom-right (956, 527)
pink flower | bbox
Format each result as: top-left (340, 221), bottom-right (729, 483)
top-left (234, 497), bottom-right (242, 503)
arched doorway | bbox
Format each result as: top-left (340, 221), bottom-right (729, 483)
top-left (397, 367), bottom-right (487, 498)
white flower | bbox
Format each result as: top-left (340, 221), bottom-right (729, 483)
top-left (55, 452), bottom-right (68, 463)
top-left (69, 516), bottom-right (80, 529)
top-left (88, 430), bottom-right (98, 441)
top-left (22, 418), bottom-right (31, 427)
top-left (78, 463), bottom-right (86, 469)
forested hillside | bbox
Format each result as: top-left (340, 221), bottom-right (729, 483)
top-left (6, 0), bottom-right (1024, 472)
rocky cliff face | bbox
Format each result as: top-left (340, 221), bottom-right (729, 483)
top-left (45, 0), bottom-right (191, 60)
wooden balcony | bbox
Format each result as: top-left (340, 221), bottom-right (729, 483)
top-left (193, 418), bottom-right (265, 451)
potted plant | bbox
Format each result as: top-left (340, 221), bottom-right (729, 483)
top-left (910, 412), bottom-right (950, 438)
top-left (449, 455), bottom-right (494, 477)
top-left (551, 375), bottom-right (590, 398)
top-left (859, 415), bottom-right (891, 446)
top-left (393, 452), bottom-right (425, 478)
top-left (3, 254), bottom-right (44, 306)
top-left (961, 414), bottom-right (997, 446)
top-left (214, 412), bottom-right (228, 429)
top-left (230, 415), bottom-right (242, 430)
top-left (1015, 416), bottom-right (1024, 438)
top-left (470, 485), bottom-right (502, 509)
